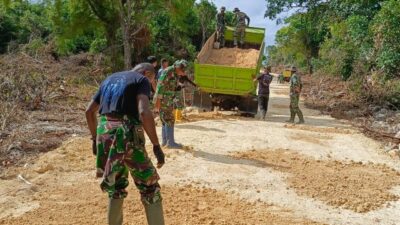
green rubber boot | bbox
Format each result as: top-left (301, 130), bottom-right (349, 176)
top-left (144, 201), bottom-right (165, 225)
top-left (108, 198), bottom-right (123, 225)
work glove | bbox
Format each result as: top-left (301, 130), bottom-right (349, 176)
top-left (91, 137), bottom-right (97, 156)
top-left (153, 145), bottom-right (165, 168)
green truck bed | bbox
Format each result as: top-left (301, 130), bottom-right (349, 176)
top-left (194, 26), bottom-right (265, 97)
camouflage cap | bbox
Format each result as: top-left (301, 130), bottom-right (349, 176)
top-left (174, 59), bottom-right (188, 70)
top-left (233, 7), bottom-right (240, 12)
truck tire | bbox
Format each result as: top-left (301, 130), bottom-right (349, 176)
top-left (238, 96), bottom-right (258, 116)
top-left (192, 91), bottom-right (213, 111)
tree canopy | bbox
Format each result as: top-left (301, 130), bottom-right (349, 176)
top-left (0, 0), bottom-right (221, 71)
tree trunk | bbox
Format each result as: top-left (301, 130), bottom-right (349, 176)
top-left (105, 26), bottom-right (119, 72)
top-left (119, 0), bottom-right (132, 70)
top-left (201, 23), bottom-right (206, 47)
top-left (121, 21), bottom-right (132, 70)
top-left (307, 57), bottom-right (313, 74)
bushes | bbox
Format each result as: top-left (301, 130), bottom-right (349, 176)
top-left (372, 0), bottom-right (400, 79)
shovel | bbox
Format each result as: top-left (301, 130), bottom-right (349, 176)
top-left (213, 41), bottom-right (220, 49)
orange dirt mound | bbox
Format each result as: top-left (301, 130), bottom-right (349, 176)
top-left (205, 48), bottom-right (260, 68)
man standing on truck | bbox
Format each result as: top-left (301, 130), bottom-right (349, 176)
top-left (153, 60), bottom-right (188, 148)
top-left (85, 63), bottom-right (166, 225)
top-left (287, 66), bottom-right (305, 124)
top-left (216, 6), bottom-right (226, 48)
top-left (254, 66), bottom-right (273, 120)
top-left (233, 7), bottom-right (250, 48)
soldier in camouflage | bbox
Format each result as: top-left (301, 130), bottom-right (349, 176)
top-left (86, 63), bottom-right (166, 225)
top-left (233, 7), bottom-right (250, 47)
top-left (287, 66), bottom-right (305, 124)
top-left (216, 6), bottom-right (226, 48)
top-left (153, 60), bottom-right (188, 149)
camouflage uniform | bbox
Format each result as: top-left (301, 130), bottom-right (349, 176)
top-left (278, 74), bottom-right (284, 83)
top-left (234, 11), bottom-right (250, 46)
top-left (154, 66), bottom-right (179, 126)
top-left (174, 90), bottom-right (184, 110)
top-left (216, 11), bottom-right (226, 47)
top-left (289, 73), bottom-right (305, 123)
top-left (96, 114), bottom-right (161, 204)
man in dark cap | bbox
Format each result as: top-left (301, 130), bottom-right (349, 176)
top-left (287, 66), bottom-right (305, 124)
top-left (233, 7), bottom-right (250, 47)
top-left (216, 6), bottom-right (226, 48)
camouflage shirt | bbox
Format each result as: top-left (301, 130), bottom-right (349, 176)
top-left (235, 12), bottom-right (250, 27)
top-left (153, 66), bottom-right (179, 108)
top-left (290, 73), bottom-right (302, 96)
top-left (216, 12), bottom-right (225, 27)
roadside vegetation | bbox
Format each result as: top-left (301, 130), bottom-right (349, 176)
top-left (266, 0), bottom-right (399, 109)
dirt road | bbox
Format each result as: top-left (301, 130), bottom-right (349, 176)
top-left (1, 82), bottom-right (399, 225)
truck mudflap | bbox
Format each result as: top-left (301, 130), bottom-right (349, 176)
top-left (193, 91), bottom-right (258, 116)
top-left (237, 95), bottom-right (258, 115)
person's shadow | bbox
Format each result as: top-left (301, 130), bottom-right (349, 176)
top-left (176, 124), bottom-right (225, 133)
top-left (186, 148), bottom-right (290, 170)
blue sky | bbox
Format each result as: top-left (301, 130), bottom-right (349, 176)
top-left (205, 0), bottom-right (289, 46)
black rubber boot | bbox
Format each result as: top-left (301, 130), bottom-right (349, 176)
top-left (286, 111), bottom-right (295, 123)
top-left (144, 201), bottom-right (165, 225)
top-left (108, 198), bottom-right (123, 225)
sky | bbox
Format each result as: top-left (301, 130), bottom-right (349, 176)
top-left (205, 0), bottom-right (289, 46)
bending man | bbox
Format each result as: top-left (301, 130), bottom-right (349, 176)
top-left (86, 63), bottom-right (165, 225)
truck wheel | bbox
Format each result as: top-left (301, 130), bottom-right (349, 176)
top-left (238, 96), bottom-right (258, 116)
top-left (193, 91), bottom-right (213, 111)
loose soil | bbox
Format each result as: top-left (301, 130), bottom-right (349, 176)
top-left (204, 48), bottom-right (260, 68)
top-left (0, 138), bottom-right (323, 225)
top-left (1, 80), bottom-right (399, 225)
top-left (233, 149), bottom-right (400, 213)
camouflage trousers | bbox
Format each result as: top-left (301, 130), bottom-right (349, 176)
top-left (290, 94), bottom-right (304, 119)
top-left (216, 25), bottom-right (225, 47)
top-left (96, 115), bottom-right (161, 204)
top-left (234, 26), bottom-right (246, 45)
top-left (160, 107), bottom-right (175, 127)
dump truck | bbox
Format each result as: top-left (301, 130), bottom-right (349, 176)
top-left (193, 26), bottom-right (265, 114)
top-left (282, 67), bottom-right (293, 82)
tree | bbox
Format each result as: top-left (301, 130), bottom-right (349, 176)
top-left (195, 0), bottom-right (217, 47)
top-left (264, 0), bottom-right (325, 20)
top-left (372, 0), bottom-right (400, 79)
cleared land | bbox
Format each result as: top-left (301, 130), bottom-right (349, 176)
top-left (1, 82), bottom-right (400, 225)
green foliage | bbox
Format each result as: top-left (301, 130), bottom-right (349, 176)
top-left (195, 0), bottom-right (217, 46)
top-left (224, 11), bottom-right (236, 27)
top-left (271, 10), bottom-right (328, 73)
top-left (372, 0), bottom-right (400, 79)
top-left (268, 0), bottom-right (400, 107)
top-left (0, 1), bottom-right (52, 53)
top-left (0, 0), bottom-right (219, 70)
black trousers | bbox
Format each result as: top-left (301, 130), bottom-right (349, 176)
top-left (257, 94), bottom-right (269, 119)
